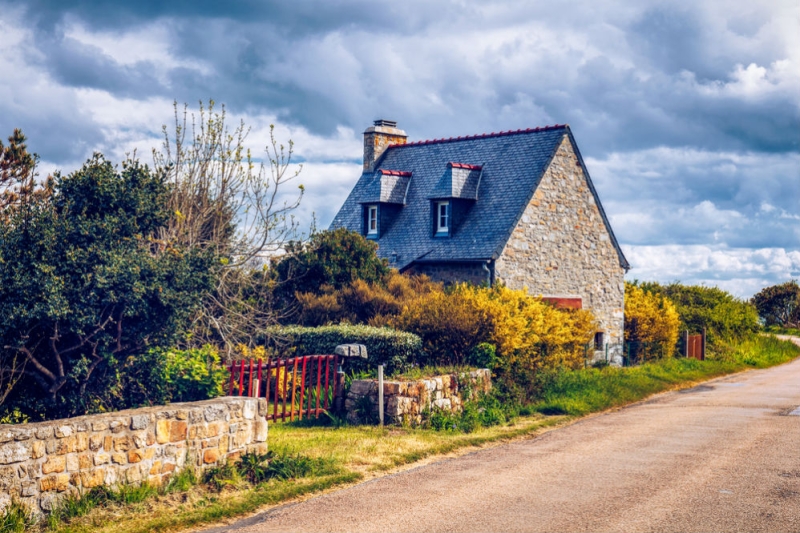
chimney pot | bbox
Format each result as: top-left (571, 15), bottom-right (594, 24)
top-left (363, 119), bottom-right (407, 172)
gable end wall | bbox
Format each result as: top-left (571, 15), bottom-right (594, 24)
top-left (494, 135), bottom-right (625, 346)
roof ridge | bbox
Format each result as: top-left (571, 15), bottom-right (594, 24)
top-left (388, 124), bottom-right (567, 149)
top-left (378, 169), bottom-right (412, 177)
top-left (448, 162), bottom-right (483, 171)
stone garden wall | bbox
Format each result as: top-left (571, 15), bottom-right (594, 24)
top-left (0, 397), bottom-right (268, 516)
top-left (345, 369), bottom-right (491, 424)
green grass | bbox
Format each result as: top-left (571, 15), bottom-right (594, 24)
top-left (12, 334), bottom-right (798, 533)
top-left (534, 334), bottom-right (800, 416)
top-left (0, 500), bottom-right (36, 533)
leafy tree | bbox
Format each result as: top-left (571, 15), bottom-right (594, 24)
top-left (272, 228), bottom-right (390, 318)
top-left (153, 101), bottom-right (304, 355)
top-left (0, 129), bottom-right (53, 222)
top-left (624, 282), bottom-right (680, 359)
top-left (0, 154), bottom-right (216, 419)
top-left (751, 280), bottom-right (800, 328)
top-left (637, 281), bottom-right (760, 345)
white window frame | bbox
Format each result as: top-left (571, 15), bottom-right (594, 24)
top-left (436, 201), bottom-right (450, 234)
top-left (367, 205), bottom-right (378, 235)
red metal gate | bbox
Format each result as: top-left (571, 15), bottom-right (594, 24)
top-left (686, 335), bottom-right (704, 360)
top-left (227, 355), bottom-right (338, 422)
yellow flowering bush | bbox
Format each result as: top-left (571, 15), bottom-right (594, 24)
top-left (381, 283), bottom-right (596, 371)
top-left (624, 282), bottom-right (680, 359)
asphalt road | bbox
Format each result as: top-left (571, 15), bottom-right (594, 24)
top-left (205, 347), bottom-right (800, 533)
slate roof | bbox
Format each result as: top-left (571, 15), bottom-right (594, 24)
top-left (428, 163), bottom-right (482, 200)
top-left (330, 125), bottom-right (629, 271)
top-left (361, 170), bottom-right (412, 204)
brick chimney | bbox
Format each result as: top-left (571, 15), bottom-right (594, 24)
top-left (363, 119), bottom-right (407, 172)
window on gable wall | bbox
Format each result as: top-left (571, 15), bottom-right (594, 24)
top-left (367, 205), bottom-right (378, 236)
top-left (436, 201), bottom-right (449, 235)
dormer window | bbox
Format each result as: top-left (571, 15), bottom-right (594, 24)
top-left (367, 205), bottom-right (378, 236)
top-left (436, 201), bottom-right (449, 236)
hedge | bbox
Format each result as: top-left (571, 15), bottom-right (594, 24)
top-left (261, 324), bottom-right (423, 374)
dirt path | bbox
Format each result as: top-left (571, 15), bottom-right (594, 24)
top-left (203, 347), bottom-right (800, 533)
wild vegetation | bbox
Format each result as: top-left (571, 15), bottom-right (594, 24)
top-left (2, 107), bottom-right (800, 532)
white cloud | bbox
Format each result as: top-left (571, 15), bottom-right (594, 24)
top-left (624, 244), bottom-right (800, 298)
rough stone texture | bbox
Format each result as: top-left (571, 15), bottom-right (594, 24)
top-left (405, 261), bottom-right (489, 286)
top-left (0, 397), bottom-right (267, 517)
top-left (363, 123), bottom-right (407, 172)
top-left (345, 369), bottom-right (491, 425)
top-left (494, 135), bottom-right (625, 360)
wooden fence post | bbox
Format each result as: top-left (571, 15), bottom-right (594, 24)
top-left (701, 328), bottom-right (707, 361)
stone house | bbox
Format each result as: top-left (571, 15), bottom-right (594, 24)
top-left (330, 120), bottom-right (629, 356)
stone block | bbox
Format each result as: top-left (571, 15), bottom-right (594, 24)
top-left (203, 448), bottom-right (220, 464)
top-left (128, 450), bottom-right (144, 463)
top-left (156, 420), bottom-right (170, 444)
top-left (176, 410), bottom-right (188, 420)
top-left (32, 440), bottom-right (45, 459)
top-left (13, 428), bottom-right (33, 441)
top-left (149, 461), bottom-right (162, 475)
top-left (40, 473), bottom-right (69, 492)
top-left (35, 426), bottom-right (54, 440)
top-left (0, 429), bottom-right (15, 444)
top-left (161, 463), bottom-right (176, 474)
top-left (258, 398), bottom-right (268, 417)
top-left (91, 421), bottom-right (109, 432)
top-left (78, 454), bottom-right (92, 470)
top-left (170, 421), bottom-right (187, 442)
top-left (0, 465), bottom-right (16, 490)
top-left (124, 466), bottom-right (142, 483)
top-left (243, 400), bottom-right (256, 420)
top-left (0, 441), bottom-right (30, 464)
top-left (207, 423), bottom-right (219, 438)
top-left (204, 404), bottom-right (226, 422)
top-left (55, 436), bottom-right (76, 455)
top-left (21, 480), bottom-right (37, 497)
top-left (76, 433), bottom-right (88, 452)
top-left (110, 420), bottom-right (126, 433)
top-left (132, 433), bottom-right (147, 449)
top-left (130, 414), bottom-right (150, 430)
top-left (255, 420), bottom-right (268, 443)
top-left (114, 436), bottom-right (131, 452)
top-left (146, 432), bottom-right (156, 446)
top-left (66, 455), bottom-right (79, 472)
top-left (144, 448), bottom-right (156, 460)
top-left (111, 453), bottom-right (127, 465)
top-left (103, 436), bottom-right (113, 451)
top-left (54, 426), bottom-right (73, 438)
top-left (40, 492), bottom-right (61, 511)
top-left (80, 469), bottom-right (104, 488)
top-left (88, 436), bottom-right (103, 452)
top-left (384, 382), bottom-right (401, 395)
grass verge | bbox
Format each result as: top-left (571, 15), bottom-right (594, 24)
top-left (8, 335), bottom-right (798, 533)
top-left (534, 334), bottom-right (800, 416)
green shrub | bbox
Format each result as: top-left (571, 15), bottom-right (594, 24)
top-left (161, 345), bottom-right (227, 402)
top-left (204, 451), bottom-right (338, 490)
top-left (262, 324), bottom-right (422, 374)
top-left (637, 282), bottom-right (759, 349)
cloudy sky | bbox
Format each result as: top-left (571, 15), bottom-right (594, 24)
top-left (1, 0), bottom-right (798, 298)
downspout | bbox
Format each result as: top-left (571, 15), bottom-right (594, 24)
top-left (482, 259), bottom-right (495, 287)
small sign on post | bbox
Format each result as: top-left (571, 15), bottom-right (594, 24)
top-left (378, 365), bottom-right (384, 426)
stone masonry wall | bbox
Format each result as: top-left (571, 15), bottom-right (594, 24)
top-left (404, 262), bottom-right (490, 286)
top-left (0, 397), bottom-right (268, 516)
top-left (494, 134), bottom-right (625, 357)
top-left (345, 369), bottom-right (491, 425)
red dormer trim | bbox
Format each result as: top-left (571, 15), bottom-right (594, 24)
top-left (448, 162), bottom-right (483, 171)
top-left (387, 124), bottom-right (567, 149)
top-left (378, 169), bottom-right (412, 177)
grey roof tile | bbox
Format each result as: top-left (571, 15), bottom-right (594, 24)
top-left (330, 125), bottom-right (629, 271)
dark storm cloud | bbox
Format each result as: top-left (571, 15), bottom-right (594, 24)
top-left (6, 1), bottom-right (797, 153)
